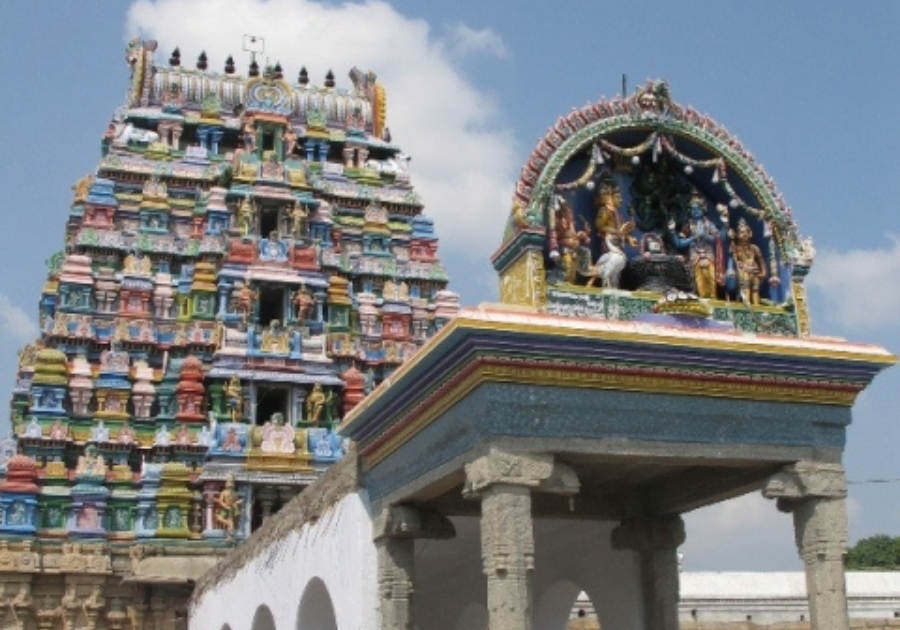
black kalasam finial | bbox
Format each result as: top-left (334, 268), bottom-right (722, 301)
top-left (298, 66), bottom-right (309, 85)
top-left (224, 55), bottom-right (235, 75)
top-left (197, 51), bottom-right (208, 71)
top-left (169, 47), bottom-right (181, 67)
top-left (325, 69), bottom-right (335, 88)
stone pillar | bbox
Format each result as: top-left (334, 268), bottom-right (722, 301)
top-left (373, 505), bottom-right (454, 630)
top-left (764, 462), bottom-right (849, 630)
top-left (611, 515), bottom-right (685, 630)
top-left (463, 449), bottom-right (579, 630)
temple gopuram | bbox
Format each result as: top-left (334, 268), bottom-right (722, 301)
top-left (1, 39), bottom-right (457, 629)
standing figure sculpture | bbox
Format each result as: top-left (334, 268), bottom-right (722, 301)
top-left (554, 198), bottom-right (591, 284)
top-left (731, 218), bottom-right (767, 305)
top-left (305, 383), bottom-right (333, 427)
top-left (283, 126), bottom-right (298, 158)
top-left (233, 282), bottom-right (257, 322)
top-left (236, 197), bottom-right (255, 236)
top-left (669, 190), bottom-right (724, 299)
top-left (594, 173), bottom-right (632, 251)
top-left (292, 286), bottom-right (315, 322)
top-left (225, 375), bottom-right (243, 422)
top-left (289, 204), bottom-right (308, 241)
top-left (213, 474), bottom-right (242, 542)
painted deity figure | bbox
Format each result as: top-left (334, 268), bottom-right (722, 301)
top-left (232, 282), bottom-right (257, 321)
top-left (292, 286), bottom-right (315, 322)
top-left (76, 445), bottom-right (106, 476)
top-left (283, 126), bottom-right (298, 157)
top-left (76, 504), bottom-right (100, 530)
top-left (289, 204), bottom-right (308, 240)
top-left (225, 376), bottom-right (243, 422)
top-left (305, 383), bottom-right (332, 427)
top-left (260, 231), bottom-right (287, 261)
top-left (594, 173), bottom-right (629, 250)
top-left (554, 198), bottom-right (590, 284)
top-left (237, 197), bottom-right (255, 236)
top-left (213, 475), bottom-right (242, 541)
top-left (222, 425), bottom-right (243, 452)
top-left (242, 119), bottom-right (256, 153)
top-left (731, 218), bottom-right (767, 305)
top-left (260, 413), bottom-right (295, 453)
top-left (669, 191), bottom-right (724, 299)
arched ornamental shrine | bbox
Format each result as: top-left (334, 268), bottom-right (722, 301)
top-left (190, 82), bottom-right (894, 630)
top-left (496, 80), bottom-right (814, 336)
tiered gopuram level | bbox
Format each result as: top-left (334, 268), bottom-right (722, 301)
top-left (494, 80), bottom-right (816, 336)
top-left (2, 38), bottom-right (457, 627)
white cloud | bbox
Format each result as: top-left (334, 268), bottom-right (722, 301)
top-left (444, 23), bottom-right (509, 59)
top-left (0, 294), bottom-right (38, 346)
top-left (806, 235), bottom-right (900, 332)
top-left (681, 492), bottom-right (800, 571)
top-left (126, 0), bottom-right (517, 267)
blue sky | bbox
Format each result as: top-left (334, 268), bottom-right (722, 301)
top-left (1, 1), bottom-right (898, 571)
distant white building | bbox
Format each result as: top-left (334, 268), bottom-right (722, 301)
top-left (569, 573), bottom-right (900, 625)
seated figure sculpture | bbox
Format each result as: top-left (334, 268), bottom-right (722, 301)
top-left (260, 413), bottom-right (295, 453)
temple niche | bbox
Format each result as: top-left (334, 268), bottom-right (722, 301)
top-left (495, 80), bottom-right (816, 336)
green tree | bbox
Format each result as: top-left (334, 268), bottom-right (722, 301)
top-left (845, 535), bottom-right (900, 570)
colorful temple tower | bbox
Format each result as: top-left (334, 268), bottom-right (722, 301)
top-left (2, 38), bottom-right (457, 626)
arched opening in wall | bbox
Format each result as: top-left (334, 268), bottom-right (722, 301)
top-left (534, 580), bottom-right (600, 630)
top-left (296, 577), bottom-right (338, 630)
top-left (251, 605), bottom-right (277, 630)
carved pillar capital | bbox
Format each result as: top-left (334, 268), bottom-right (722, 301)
top-left (463, 448), bottom-right (579, 499)
top-left (763, 462), bottom-right (847, 508)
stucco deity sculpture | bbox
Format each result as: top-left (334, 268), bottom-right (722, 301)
top-left (241, 119), bottom-right (256, 153)
top-left (669, 190), bottom-right (725, 299)
top-left (283, 126), bottom-right (298, 157)
top-left (213, 475), bottom-right (242, 542)
top-left (225, 376), bottom-right (243, 422)
top-left (554, 198), bottom-right (590, 284)
top-left (305, 383), bottom-right (333, 427)
top-left (289, 204), bottom-right (308, 240)
top-left (731, 218), bottom-right (767, 305)
top-left (76, 445), bottom-right (106, 476)
top-left (292, 286), bottom-right (315, 322)
top-left (594, 173), bottom-right (631, 251)
top-left (232, 282), bottom-right (256, 322)
top-left (236, 198), bottom-right (255, 236)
